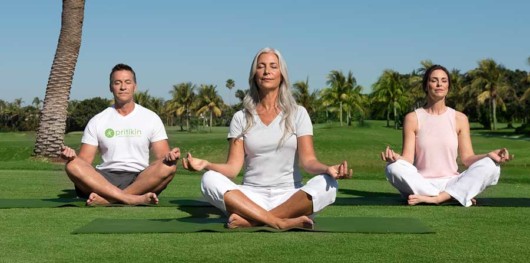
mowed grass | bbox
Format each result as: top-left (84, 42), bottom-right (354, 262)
top-left (0, 120), bottom-right (529, 262)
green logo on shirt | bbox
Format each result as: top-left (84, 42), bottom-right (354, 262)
top-left (105, 128), bottom-right (115, 138)
top-left (104, 128), bottom-right (142, 138)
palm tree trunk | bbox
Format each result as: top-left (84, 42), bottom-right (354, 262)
top-left (386, 110), bottom-right (390, 127)
top-left (33, 0), bottom-right (85, 158)
top-left (491, 98), bottom-right (497, 131)
top-left (393, 101), bottom-right (398, 130)
top-left (339, 102), bottom-right (343, 126)
top-left (209, 110), bottom-right (213, 132)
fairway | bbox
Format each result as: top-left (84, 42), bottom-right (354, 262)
top-left (1, 121), bottom-right (529, 262)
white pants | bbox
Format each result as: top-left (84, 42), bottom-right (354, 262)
top-left (385, 157), bottom-right (501, 207)
top-left (201, 170), bottom-right (338, 215)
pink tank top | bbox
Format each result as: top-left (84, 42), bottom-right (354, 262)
top-left (414, 107), bottom-right (459, 178)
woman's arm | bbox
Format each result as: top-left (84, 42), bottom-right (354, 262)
top-left (456, 112), bottom-right (512, 167)
top-left (297, 135), bottom-right (352, 179)
top-left (182, 138), bottom-right (245, 179)
top-left (381, 112), bottom-right (417, 164)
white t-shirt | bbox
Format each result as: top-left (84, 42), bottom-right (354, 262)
top-left (228, 105), bottom-right (313, 189)
top-left (82, 104), bottom-right (168, 172)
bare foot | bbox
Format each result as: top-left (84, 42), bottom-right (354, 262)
top-left (86, 193), bottom-right (111, 206)
top-left (128, 192), bottom-right (158, 205)
top-left (471, 198), bottom-right (477, 206)
top-left (408, 191), bottom-right (452, 206)
top-left (86, 192), bottom-right (158, 206)
top-left (277, 216), bottom-right (314, 230)
top-left (408, 194), bottom-right (440, 205)
top-left (226, 213), bottom-right (261, 229)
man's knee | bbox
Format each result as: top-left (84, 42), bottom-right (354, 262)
top-left (65, 158), bottom-right (85, 179)
top-left (152, 160), bottom-right (177, 180)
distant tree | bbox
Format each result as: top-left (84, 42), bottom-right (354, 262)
top-left (134, 90), bottom-right (164, 115)
top-left (134, 90), bottom-right (153, 109)
top-left (196, 84), bottom-right (223, 132)
top-left (235, 89), bottom-right (247, 102)
top-left (66, 97), bottom-right (110, 132)
top-left (34, 0), bottom-right (85, 158)
top-left (416, 60), bottom-right (434, 76)
top-left (447, 69), bottom-right (467, 111)
top-left (293, 78), bottom-right (318, 120)
top-left (167, 82), bottom-right (196, 131)
top-left (225, 79), bottom-right (235, 105)
top-left (32, 97), bottom-right (42, 110)
top-left (371, 69), bottom-right (406, 129)
top-left (321, 70), bottom-right (358, 126)
top-left (522, 57), bottom-right (530, 109)
top-left (468, 59), bottom-right (511, 130)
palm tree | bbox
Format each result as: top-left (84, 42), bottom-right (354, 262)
top-left (235, 89), bottom-right (247, 103)
top-left (134, 90), bottom-right (152, 109)
top-left (522, 57), bottom-right (530, 102)
top-left (34, 0), bottom-right (85, 158)
top-left (468, 59), bottom-right (510, 130)
top-left (320, 70), bottom-right (356, 126)
top-left (196, 84), bottom-right (223, 132)
top-left (225, 79), bottom-right (235, 105)
top-left (416, 59), bottom-right (434, 76)
top-left (403, 60), bottom-right (435, 110)
top-left (371, 69), bottom-right (406, 129)
top-left (513, 58), bottom-right (530, 124)
top-left (292, 78), bottom-right (318, 118)
top-left (32, 97), bottom-right (42, 110)
top-left (167, 82), bottom-right (196, 131)
top-left (447, 69), bottom-right (467, 111)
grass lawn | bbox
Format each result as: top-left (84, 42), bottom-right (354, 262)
top-left (0, 120), bottom-right (529, 262)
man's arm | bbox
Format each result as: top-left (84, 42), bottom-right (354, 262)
top-left (77, 144), bottom-right (98, 165)
top-left (150, 139), bottom-right (171, 160)
top-left (61, 143), bottom-right (98, 165)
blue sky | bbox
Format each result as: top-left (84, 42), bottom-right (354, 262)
top-left (1, 0), bottom-right (529, 105)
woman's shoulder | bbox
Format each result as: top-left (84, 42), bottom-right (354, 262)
top-left (231, 109), bottom-right (247, 122)
top-left (453, 109), bottom-right (469, 123)
top-left (404, 110), bottom-right (417, 121)
top-left (233, 109), bottom-right (245, 116)
top-left (294, 105), bottom-right (308, 114)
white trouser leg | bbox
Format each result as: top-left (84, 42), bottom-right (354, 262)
top-left (300, 174), bottom-right (338, 213)
top-left (202, 171), bottom-right (338, 216)
top-left (200, 170), bottom-right (238, 214)
top-left (445, 157), bottom-right (500, 207)
top-left (385, 159), bottom-right (441, 196)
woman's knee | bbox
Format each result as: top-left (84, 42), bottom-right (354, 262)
top-left (385, 159), bottom-right (415, 180)
top-left (305, 175), bottom-right (338, 197)
top-left (201, 170), bottom-right (233, 195)
top-left (472, 157), bottom-right (501, 178)
top-left (201, 171), bottom-right (222, 188)
top-left (303, 175), bottom-right (338, 212)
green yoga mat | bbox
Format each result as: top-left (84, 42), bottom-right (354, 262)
top-left (72, 217), bottom-right (434, 234)
top-left (0, 197), bottom-right (210, 209)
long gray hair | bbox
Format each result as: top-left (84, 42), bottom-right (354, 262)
top-left (242, 47), bottom-right (298, 147)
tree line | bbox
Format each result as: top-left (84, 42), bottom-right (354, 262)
top-left (2, 58), bottom-right (529, 135)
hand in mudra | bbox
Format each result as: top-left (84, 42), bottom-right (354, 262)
top-left (181, 152), bottom-right (209, 171)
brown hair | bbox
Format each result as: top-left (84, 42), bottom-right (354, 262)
top-left (422, 64), bottom-right (451, 94)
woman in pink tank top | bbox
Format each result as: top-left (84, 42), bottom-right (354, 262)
top-left (381, 65), bottom-right (512, 207)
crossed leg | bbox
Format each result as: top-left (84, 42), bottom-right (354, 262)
top-left (224, 189), bottom-right (314, 230)
top-left (66, 158), bottom-right (175, 206)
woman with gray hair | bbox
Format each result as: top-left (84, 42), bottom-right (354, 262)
top-left (183, 47), bottom-right (352, 229)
